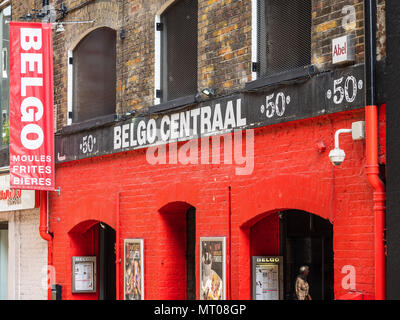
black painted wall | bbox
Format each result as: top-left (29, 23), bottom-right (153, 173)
top-left (385, 0), bottom-right (400, 300)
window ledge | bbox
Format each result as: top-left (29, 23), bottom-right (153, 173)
top-left (149, 94), bottom-right (198, 113)
top-left (245, 65), bottom-right (317, 91)
top-left (58, 114), bottom-right (118, 135)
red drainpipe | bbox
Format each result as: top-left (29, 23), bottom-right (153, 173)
top-left (365, 105), bottom-right (386, 300)
top-left (364, 0), bottom-right (386, 300)
top-left (39, 3), bottom-right (53, 300)
top-left (39, 190), bottom-right (53, 300)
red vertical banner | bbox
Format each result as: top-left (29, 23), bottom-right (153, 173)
top-left (9, 22), bottom-right (55, 191)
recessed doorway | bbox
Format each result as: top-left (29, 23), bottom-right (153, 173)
top-left (279, 210), bottom-right (334, 300)
top-left (98, 222), bottom-right (116, 300)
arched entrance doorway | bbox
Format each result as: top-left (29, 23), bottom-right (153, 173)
top-left (249, 210), bottom-right (333, 300)
top-left (159, 202), bottom-right (196, 300)
top-left (69, 220), bottom-right (116, 300)
top-left (279, 210), bottom-right (333, 300)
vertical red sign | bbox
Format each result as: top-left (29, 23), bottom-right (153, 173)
top-left (9, 22), bottom-right (55, 191)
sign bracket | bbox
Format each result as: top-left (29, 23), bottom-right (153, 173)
top-left (53, 186), bottom-right (61, 196)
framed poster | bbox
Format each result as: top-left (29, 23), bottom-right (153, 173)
top-left (200, 237), bottom-right (226, 300)
top-left (124, 239), bottom-right (144, 300)
top-left (251, 256), bottom-right (283, 300)
top-left (72, 256), bottom-right (96, 293)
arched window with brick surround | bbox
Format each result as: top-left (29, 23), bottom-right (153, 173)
top-left (154, 0), bottom-right (198, 108)
top-left (70, 27), bottom-right (116, 124)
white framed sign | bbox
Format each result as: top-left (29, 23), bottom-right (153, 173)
top-left (72, 256), bottom-right (96, 293)
top-left (124, 239), bottom-right (144, 300)
top-left (0, 174), bottom-right (36, 212)
top-left (200, 237), bottom-right (226, 300)
top-left (251, 256), bottom-right (283, 300)
top-left (332, 34), bottom-right (355, 65)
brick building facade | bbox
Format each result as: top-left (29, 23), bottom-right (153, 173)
top-left (0, 0), bottom-right (48, 300)
top-left (4, 0), bottom-right (388, 300)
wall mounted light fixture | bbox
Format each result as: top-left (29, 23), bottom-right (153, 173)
top-left (55, 23), bottom-right (65, 33)
top-left (201, 88), bottom-right (216, 97)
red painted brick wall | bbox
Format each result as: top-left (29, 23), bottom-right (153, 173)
top-left (49, 108), bottom-right (385, 300)
top-left (158, 209), bottom-right (188, 300)
top-left (68, 222), bottom-right (99, 300)
top-left (250, 213), bottom-right (280, 257)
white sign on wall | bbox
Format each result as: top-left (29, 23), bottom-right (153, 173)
top-left (72, 256), bottom-right (97, 293)
top-left (332, 35), bottom-right (355, 65)
top-left (0, 175), bottom-right (36, 212)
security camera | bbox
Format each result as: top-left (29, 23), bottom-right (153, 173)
top-left (329, 148), bottom-right (346, 166)
top-left (329, 123), bottom-right (365, 167)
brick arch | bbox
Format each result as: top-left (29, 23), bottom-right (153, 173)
top-left (68, 219), bottom-right (99, 234)
top-left (64, 195), bottom-right (116, 233)
top-left (234, 174), bottom-right (334, 299)
top-left (234, 174), bottom-right (334, 228)
top-left (157, 0), bottom-right (180, 15)
top-left (158, 201), bottom-right (194, 214)
top-left (67, 219), bottom-right (116, 233)
top-left (153, 182), bottom-right (200, 214)
top-left (68, 26), bottom-right (117, 52)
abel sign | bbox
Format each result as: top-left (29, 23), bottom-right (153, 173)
top-left (332, 34), bottom-right (355, 65)
top-left (9, 22), bottom-right (55, 190)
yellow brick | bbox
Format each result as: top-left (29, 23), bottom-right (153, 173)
top-left (218, 46), bottom-right (231, 55)
top-left (316, 20), bottom-right (337, 33)
top-left (224, 80), bottom-right (233, 88)
top-left (223, 53), bottom-right (233, 60)
top-left (312, 55), bottom-right (329, 65)
top-left (125, 57), bottom-right (141, 67)
top-left (116, 85), bottom-right (126, 93)
top-left (206, 66), bottom-right (214, 72)
top-left (213, 29), bottom-right (221, 37)
top-left (236, 48), bottom-right (246, 56)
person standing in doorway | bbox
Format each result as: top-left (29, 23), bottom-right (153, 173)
top-left (295, 265), bottom-right (312, 300)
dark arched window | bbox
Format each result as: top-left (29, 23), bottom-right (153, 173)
top-left (160, 0), bottom-right (198, 102)
top-left (72, 27), bottom-right (116, 123)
